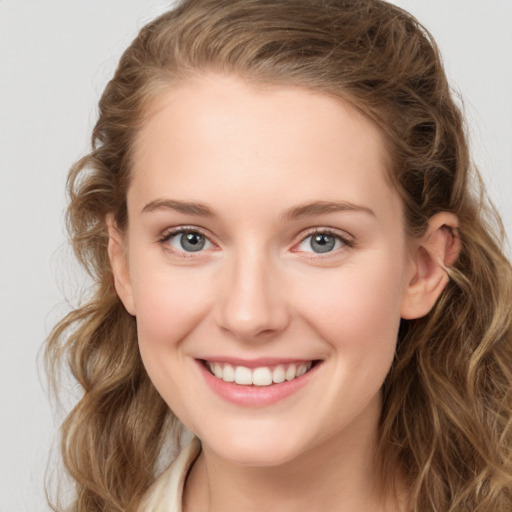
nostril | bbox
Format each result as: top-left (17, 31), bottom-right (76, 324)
top-left (258, 329), bottom-right (279, 337)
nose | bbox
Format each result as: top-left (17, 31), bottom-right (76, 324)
top-left (215, 250), bottom-right (290, 342)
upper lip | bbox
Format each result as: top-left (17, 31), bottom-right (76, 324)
top-left (198, 357), bottom-right (319, 368)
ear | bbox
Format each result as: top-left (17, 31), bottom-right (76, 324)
top-left (106, 214), bottom-right (136, 316)
top-left (401, 212), bottom-right (460, 320)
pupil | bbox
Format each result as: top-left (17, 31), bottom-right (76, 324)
top-left (311, 234), bottom-right (335, 253)
top-left (181, 232), bottom-right (205, 252)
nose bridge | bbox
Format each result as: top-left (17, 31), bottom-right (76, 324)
top-left (216, 242), bottom-right (289, 340)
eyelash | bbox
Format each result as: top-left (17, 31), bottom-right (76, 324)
top-left (158, 226), bottom-right (354, 258)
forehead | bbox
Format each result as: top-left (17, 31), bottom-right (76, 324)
top-left (129, 74), bottom-right (400, 222)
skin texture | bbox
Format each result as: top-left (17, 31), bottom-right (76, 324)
top-left (108, 75), bottom-right (459, 512)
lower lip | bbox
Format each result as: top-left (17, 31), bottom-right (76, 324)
top-left (196, 360), bottom-right (321, 407)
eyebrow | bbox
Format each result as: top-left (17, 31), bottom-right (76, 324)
top-left (141, 198), bottom-right (375, 219)
top-left (281, 200), bottom-right (375, 220)
top-left (141, 199), bottom-right (215, 217)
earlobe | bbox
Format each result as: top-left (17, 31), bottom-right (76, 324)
top-left (106, 214), bottom-right (136, 316)
top-left (401, 212), bottom-right (461, 320)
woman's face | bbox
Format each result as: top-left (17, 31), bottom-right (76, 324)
top-left (114, 75), bottom-right (418, 467)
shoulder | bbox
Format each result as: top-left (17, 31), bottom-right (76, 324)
top-left (138, 437), bottom-right (201, 512)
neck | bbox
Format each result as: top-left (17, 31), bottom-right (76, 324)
top-left (183, 405), bottom-right (404, 512)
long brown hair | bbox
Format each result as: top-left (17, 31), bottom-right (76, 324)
top-left (46, 1), bottom-right (512, 510)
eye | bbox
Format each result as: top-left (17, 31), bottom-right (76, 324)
top-left (161, 229), bottom-right (212, 253)
top-left (296, 231), bottom-right (349, 254)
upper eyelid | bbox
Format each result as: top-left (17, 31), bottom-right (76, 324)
top-left (159, 225), bottom-right (213, 241)
top-left (295, 227), bottom-right (355, 244)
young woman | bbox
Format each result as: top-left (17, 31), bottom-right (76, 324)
top-left (46, 0), bottom-right (512, 511)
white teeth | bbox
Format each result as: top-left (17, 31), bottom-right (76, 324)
top-left (285, 364), bottom-right (296, 381)
top-left (234, 366), bottom-right (252, 385)
top-left (272, 365), bottom-right (286, 384)
top-left (222, 363), bottom-right (235, 382)
top-left (207, 361), bottom-right (314, 386)
top-left (213, 362), bottom-right (223, 379)
top-left (296, 364), bottom-right (308, 377)
top-left (252, 367), bottom-right (273, 386)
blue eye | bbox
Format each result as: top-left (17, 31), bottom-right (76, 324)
top-left (297, 232), bottom-right (346, 254)
top-left (164, 230), bottom-right (212, 253)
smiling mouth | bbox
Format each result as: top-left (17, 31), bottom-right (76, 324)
top-left (202, 360), bottom-right (320, 386)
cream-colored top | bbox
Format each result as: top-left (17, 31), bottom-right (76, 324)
top-left (139, 438), bottom-right (201, 512)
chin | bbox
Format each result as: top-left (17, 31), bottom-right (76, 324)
top-left (220, 444), bottom-right (302, 468)
top-left (198, 422), bottom-right (313, 468)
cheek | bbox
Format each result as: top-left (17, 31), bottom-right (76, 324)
top-left (291, 254), bottom-right (407, 427)
top-left (131, 265), bottom-right (217, 422)
top-left (131, 264), bottom-right (214, 359)
top-left (294, 251), bottom-right (407, 354)
top-left (243, 254), bottom-right (406, 446)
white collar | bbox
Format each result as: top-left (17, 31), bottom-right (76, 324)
top-left (139, 437), bottom-right (201, 512)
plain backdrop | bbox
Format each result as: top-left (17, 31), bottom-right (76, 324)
top-left (1, 1), bottom-right (511, 510)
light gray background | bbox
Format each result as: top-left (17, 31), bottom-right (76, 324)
top-left (1, 1), bottom-right (511, 510)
